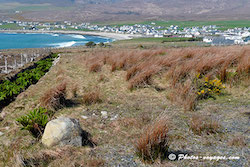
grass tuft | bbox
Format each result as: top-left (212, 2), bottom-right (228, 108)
top-left (189, 115), bottom-right (221, 135)
top-left (40, 82), bottom-right (67, 110)
top-left (89, 63), bottom-right (102, 73)
top-left (228, 135), bottom-right (246, 147)
top-left (82, 89), bottom-right (102, 105)
top-left (135, 118), bottom-right (169, 163)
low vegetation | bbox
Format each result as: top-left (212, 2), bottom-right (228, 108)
top-left (228, 135), bottom-right (247, 147)
top-left (135, 117), bottom-right (169, 163)
top-left (82, 89), bottom-right (102, 105)
top-left (16, 107), bottom-right (50, 138)
top-left (40, 82), bottom-right (67, 110)
top-left (0, 44), bottom-right (249, 166)
top-left (85, 41), bottom-right (96, 48)
top-left (196, 76), bottom-right (226, 100)
top-left (85, 46), bottom-right (249, 110)
top-left (0, 53), bottom-right (58, 109)
top-left (189, 115), bottom-right (221, 135)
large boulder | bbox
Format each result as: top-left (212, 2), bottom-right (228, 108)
top-left (42, 117), bottom-right (83, 147)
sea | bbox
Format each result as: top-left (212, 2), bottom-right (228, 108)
top-left (0, 32), bottom-right (113, 50)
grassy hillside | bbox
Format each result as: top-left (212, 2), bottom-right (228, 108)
top-left (113, 37), bottom-right (209, 48)
top-left (95, 20), bottom-right (250, 30)
top-left (0, 44), bottom-right (249, 166)
top-left (0, 23), bottom-right (21, 30)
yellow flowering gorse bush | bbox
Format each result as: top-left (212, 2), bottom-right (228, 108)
top-left (196, 75), bottom-right (226, 100)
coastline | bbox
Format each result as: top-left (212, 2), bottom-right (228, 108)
top-left (0, 29), bottom-right (142, 41)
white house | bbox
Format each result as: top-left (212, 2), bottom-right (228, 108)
top-left (203, 37), bottom-right (213, 43)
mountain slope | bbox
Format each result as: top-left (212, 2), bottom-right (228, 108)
top-left (0, 0), bottom-right (250, 21)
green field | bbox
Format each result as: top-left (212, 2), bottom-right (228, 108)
top-left (112, 37), bottom-right (209, 48)
top-left (53, 27), bottom-right (94, 32)
top-left (116, 37), bottom-right (202, 43)
top-left (94, 20), bottom-right (250, 30)
top-left (0, 23), bottom-right (21, 30)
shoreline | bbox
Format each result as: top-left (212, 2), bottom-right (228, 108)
top-left (0, 29), bottom-right (142, 41)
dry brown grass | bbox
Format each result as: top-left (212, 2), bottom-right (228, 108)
top-left (83, 46), bottom-right (250, 110)
top-left (85, 46), bottom-right (250, 87)
top-left (169, 79), bottom-right (197, 111)
top-left (10, 146), bottom-right (105, 167)
top-left (135, 117), bottom-right (169, 163)
top-left (85, 158), bottom-right (105, 167)
top-left (68, 82), bottom-right (78, 98)
top-left (82, 89), bottom-right (102, 105)
top-left (189, 115), bottom-right (221, 135)
top-left (89, 63), bottom-right (102, 73)
top-left (40, 82), bottom-right (67, 110)
top-left (228, 135), bottom-right (246, 147)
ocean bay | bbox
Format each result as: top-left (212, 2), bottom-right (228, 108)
top-left (0, 32), bottom-right (113, 49)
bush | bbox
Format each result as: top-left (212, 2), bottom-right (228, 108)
top-left (98, 42), bottom-right (105, 47)
top-left (196, 75), bottom-right (226, 100)
top-left (40, 82), bottom-right (67, 110)
top-left (16, 107), bottom-right (50, 138)
top-left (85, 41), bottom-right (96, 48)
top-left (135, 118), bottom-right (169, 163)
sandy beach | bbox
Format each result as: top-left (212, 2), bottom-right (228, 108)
top-left (0, 29), bottom-right (142, 41)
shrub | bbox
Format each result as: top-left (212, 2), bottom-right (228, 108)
top-left (135, 118), bottom-right (169, 163)
top-left (85, 41), bottom-right (96, 48)
top-left (40, 82), bottom-right (67, 110)
top-left (196, 76), bottom-right (226, 100)
top-left (16, 107), bottom-right (50, 138)
top-left (82, 90), bottom-right (102, 105)
top-left (98, 42), bottom-right (105, 47)
top-left (189, 115), bottom-right (220, 135)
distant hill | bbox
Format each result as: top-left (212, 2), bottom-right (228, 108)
top-left (0, 0), bottom-right (250, 22)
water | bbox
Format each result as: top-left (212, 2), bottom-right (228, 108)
top-left (0, 33), bottom-right (113, 49)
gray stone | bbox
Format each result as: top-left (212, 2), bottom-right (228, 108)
top-left (42, 117), bottom-right (83, 147)
top-left (101, 111), bottom-right (108, 118)
top-left (110, 114), bottom-right (118, 121)
top-left (81, 115), bottom-right (88, 119)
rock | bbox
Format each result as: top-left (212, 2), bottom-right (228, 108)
top-left (110, 114), bottom-right (118, 121)
top-left (81, 115), bottom-right (88, 119)
top-left (101, 111), bottom-right (108, 119)
top-left (0, 131), bottom-right (3, 136)
top-left (42, 117), bottom-right (83, 147)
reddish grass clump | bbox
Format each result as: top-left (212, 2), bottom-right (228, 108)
top-left (89, 63), bottom-right (102, 73)
top-left (86, 46), bottom-right (250, 88)
top-left (84, 46), bottom-right (250, 109)
top-left (135, 118), bottom-right (169, 163)
top-left (189, 115), bottom-right (221, 135)
top-left (82, 90), bottom-right (102, 105)
top-left (40, 82), bottom-right (67, 110)
top-left (169, 79), bottom-right (198, 111)
top-left (128, 69), bottom-right (155, 90)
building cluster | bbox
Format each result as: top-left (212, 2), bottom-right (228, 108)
top-left (0, 20), bottom-right (250, 45)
